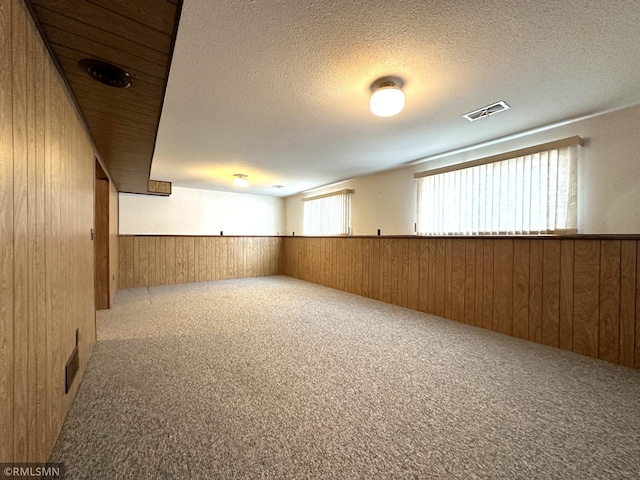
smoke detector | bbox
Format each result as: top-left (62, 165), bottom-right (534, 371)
top-left (463, 101), bottom-right (510, 121)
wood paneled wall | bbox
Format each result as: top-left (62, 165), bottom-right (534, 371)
top-left (1, 0), bottom-right (97, 462)
top-left (147, 179), bottom-right (171, 196)
top-left (282, 237), bottom-right (640, 369)
top-left (118, 236), bottom-right (283, 288)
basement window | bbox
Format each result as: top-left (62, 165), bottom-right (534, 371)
top-left (302, 189), bottom-right (353, 235)
top-left (414, 136), bottom-right (581, 236)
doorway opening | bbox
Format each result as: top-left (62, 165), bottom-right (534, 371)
top-left (95, 159), bottom-right (110, 310)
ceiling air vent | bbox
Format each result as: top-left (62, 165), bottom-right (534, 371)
top-left (463, 101), bottom-right (510, 122)
top-left (79, 59), bottom-right (134, 88)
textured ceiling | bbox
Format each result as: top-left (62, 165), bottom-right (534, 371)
top-left (152, 0), bottom-right (640, 197)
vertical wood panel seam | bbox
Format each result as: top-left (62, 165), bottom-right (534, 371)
top-left (617, 240), bottom-right (622, 363)
top-left (634, 241), bottom-right (638, 368)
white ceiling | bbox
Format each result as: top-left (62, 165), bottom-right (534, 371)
top-left (151, 0), bottom-right (640, 197)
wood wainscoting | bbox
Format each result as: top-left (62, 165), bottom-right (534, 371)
top-left (118, 236), bottom-right (283, 289)
top-left (282, 236), bottom-right (640, 369)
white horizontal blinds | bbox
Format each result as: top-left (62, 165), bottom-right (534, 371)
top-left (416, 144), bottom-right (578, 235)
top-left (302, 190), bottom-right (352, 235)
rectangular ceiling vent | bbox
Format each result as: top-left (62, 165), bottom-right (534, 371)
top-left (463, 101), bottom-right (510, 122)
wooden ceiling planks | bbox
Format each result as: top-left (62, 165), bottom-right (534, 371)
top-left (45, 27), bottom-right (169, 79)
top-left (25, 0), bottom-right (182, 194)
top-left (87, 0), bottom-right (177, 33)
top-left (28, 6), bottom-right (170, 66)
top-left (28, 0), bottom-right (173, 51)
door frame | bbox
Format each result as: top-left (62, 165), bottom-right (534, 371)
top-left (94, 159), bottom-right (110, 310)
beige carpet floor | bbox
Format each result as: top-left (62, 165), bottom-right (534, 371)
top-left (50, 276), bottom-right (640, 479)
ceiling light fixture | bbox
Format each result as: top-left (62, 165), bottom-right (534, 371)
top-left (78, 59), bottom-right (133, 88)
top-left (370, 77), bottom-right (405, 117)
top-left (233, 174), bottom-right (248, 187)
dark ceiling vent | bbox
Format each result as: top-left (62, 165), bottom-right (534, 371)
top-left (463, 101), bottom-right (510, 121)
top-left (79, 59), bottom-right (133, 88)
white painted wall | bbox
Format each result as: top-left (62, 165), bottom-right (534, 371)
top-left (286, 167), bottom-right (416, 236)
top-left (120, 186), bottom-right (285, 235)
top-left (121, 105), bottom-right (640, 236)
top-left (286, 104), bottom-right (640, 235)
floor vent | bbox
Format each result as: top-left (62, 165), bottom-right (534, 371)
top-left (463, 101), bottom-right (510, 121)
top-left (65, 329), bottom-right (79, 394)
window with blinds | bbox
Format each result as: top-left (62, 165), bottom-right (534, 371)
top-left (415, 137), bottom-right (581, 236)
top-left (302, 189), bottom-right (353, 235)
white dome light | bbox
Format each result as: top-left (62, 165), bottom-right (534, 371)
top-left (370, 82), bottom-right (405, 117)
top-left (233, 174), bottom-right (248, 187)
